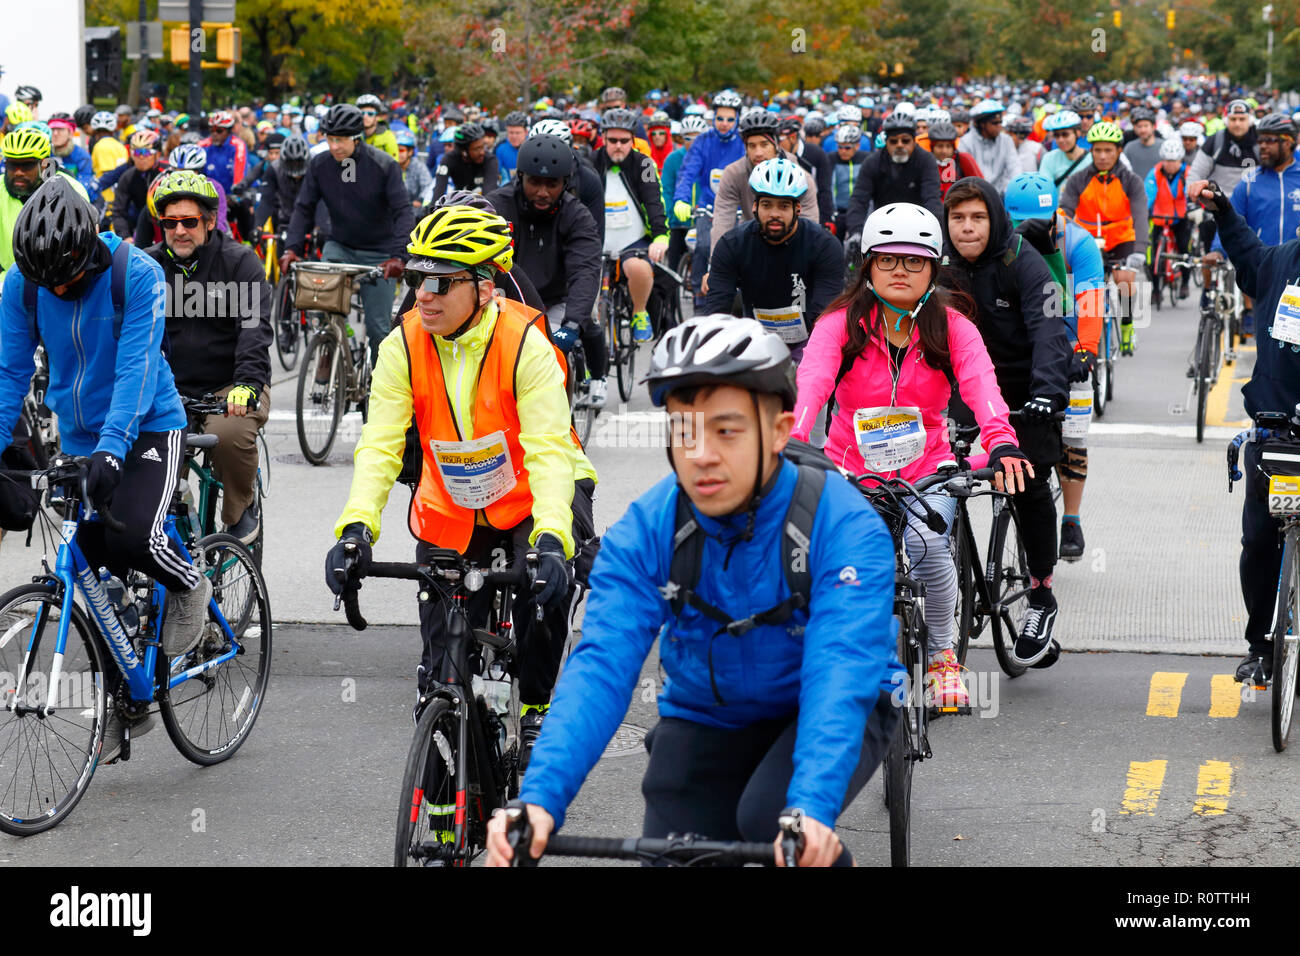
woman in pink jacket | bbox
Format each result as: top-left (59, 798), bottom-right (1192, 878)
top-left (791, 202), bottom-right (1032, 710)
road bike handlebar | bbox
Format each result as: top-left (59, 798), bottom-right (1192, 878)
top-left (1, 456), bottom-right (126, 533)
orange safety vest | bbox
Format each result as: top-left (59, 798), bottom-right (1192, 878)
top-left (402, 298), bottom-right (580, 550)
top-left (1150, 168), bottom-right (1187, 221)
top-left (1072, 172), bottom-right (1135, 250)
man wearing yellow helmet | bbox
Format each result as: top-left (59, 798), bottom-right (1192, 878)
top-left (0, 127), bottom-right (90, 269)
top-left (326, 203), bottom-right (598, 775)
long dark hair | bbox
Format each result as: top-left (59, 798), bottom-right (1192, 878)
top-left (824, 256), bottom-right (969, 380)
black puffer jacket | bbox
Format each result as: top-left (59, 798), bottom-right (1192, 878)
top-left (146, 229), bottom-right (273, 397)
top-left (939, 176), bottom-right (1071, 410)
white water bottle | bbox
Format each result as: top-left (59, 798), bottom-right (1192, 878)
top-left (1062, 382), bottom-right (1093, 446)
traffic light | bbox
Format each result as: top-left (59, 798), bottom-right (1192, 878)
top-left (1166, 9), bottom-right (1176, 29)
top-left (170, 27), bottom-right (190, 65)
top-left (216, 27), bottom-right (241, 63)
top-left (1113, 10), bottom-right (1122, 27)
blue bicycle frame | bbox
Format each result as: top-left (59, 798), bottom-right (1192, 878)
top-left (9, 504), bottom-right (238, 717)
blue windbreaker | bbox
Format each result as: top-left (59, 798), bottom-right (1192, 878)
top-left (0, 233), bottom-right (186, 460)
top-left (519, 458), bottom-right (903, 829)
top-left (671, 126), bottom-right (745, 209)
top-left (495, 140), bottom-right (520, 186)
top-left (1059, 219), bottom-right (1105, 341)
top-left (1212, 159), bottom-right (1300, 254)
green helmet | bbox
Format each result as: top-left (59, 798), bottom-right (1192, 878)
top-left (1086, 121), bottom-right (1124, 145)
top-left (150, 168), bottom-right (219, 216)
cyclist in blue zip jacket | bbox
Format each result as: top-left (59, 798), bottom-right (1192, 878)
top-left (1193, 176), bottom-right (1300, 686)
top-left (486, 316), bottom-right (903, 867)
top-left (0, 177), bottom-right (213, 761)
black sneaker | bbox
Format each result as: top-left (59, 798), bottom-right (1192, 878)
top-left (1234, 650), bottom-right (1272, 686)
top-left (1030, 639), bottom-right (1062, 669)
top-left (225, 504), bottom-right (260, 546)
top-left (519, 707), bottom-right (547, 773)
top-left (1012, 587), bottom-right (1058, 667)
top-left (1059, 520), bottom-right (1085, 562)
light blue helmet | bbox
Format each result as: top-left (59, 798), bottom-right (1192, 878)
top-left (748, 156), bottom-right (807, 199)
top-left (1043, 109), bottom-right (1082, 132)
top-left (1004, 172), bottom-right (1059, 222)
top-left (393, 126), bottom-right (416, 148)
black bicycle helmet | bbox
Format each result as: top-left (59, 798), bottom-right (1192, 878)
top-left (1005, 115), bottom-right (1033, 135)
top-left (881, 112), bottom-right (917, 134)
top-left (950, 108), bottom-right (971, 125)
top-left (13, 177), bottom-right (101, 290)
top-left (504, 110), bottom-right (529, 128)
top-left (777, 117), bottom-right (802, 136)
top-left (434, 188), bottom-right (497, 212)
top-left (1257, 112), bottom-right (1297, 137)
top-left (515, 134), bottom-right (575, 178)
top-left (73, 105), bottom-right (97, 128)
top-left (454, 121), bottom-right (486, 145)
top-left (803, 115), bottom-right (827, 137)
top-left (737, 109), bottom-right (779, 138)
top-left (15, 85), bottom-right (42, 105)
top-left (601, 108), bottom-right (637, 132)
top-left (1130, 106), bottom-right (1155, 124)
top-left (320, 103), bottom-right (365, 137)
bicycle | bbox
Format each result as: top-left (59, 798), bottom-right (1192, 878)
top-left (1205, 258), bottom-right (1244, 363)
top-left (1149, 216), bottom-right (1193, 310)
top-left (1186, 285), bottom-right (1229, 444)
top-left (501, 800), bottom-right (807, 866)
top-left (271, 229), bottom-right (325, 373)
top-left (292, 262), bottom-right (384, 465)
top-left (0, 456), bottom-right (271, 835)
top-left (1092, 253), bottom-right (1123, 417)
top-left (177, 395), bottom-right (270, 565)
top-left (1228, 409), bottom-right (1300, 752)
top-left (599, 252), bottom-right (639, 403)
top-left (564, 332), bottom-right (598, 448)
top-left (335, 548), bottom-right (540, 867)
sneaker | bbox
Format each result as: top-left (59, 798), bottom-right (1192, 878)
top-left (1012, 586), bottom-right (1058, 667)
top-left (1120, 324), bottom-right (1136, 356)
top-left (630, 310), bottom-right (653, 342)
top-left (1030, 639), bottom-right (1062, 669)
top-left (588, 378), bottom-right (608, 408)
top-left (925, 649), bottom-right (969, 711)
top-left (1059, 520), bottom-right (1085, 562)
top-left (225, 504), bottom-right (260, 546)
top-left (1179, 279), bottom-right (1190, 300)
top-left (162, 576), bottom-right (213, 657)
top-left (99, 702), bottom-right (156, 765)
top-left (1235, 650), bottom-right (1272, 686)
top-left (519, 704), bottom-right (548, 773)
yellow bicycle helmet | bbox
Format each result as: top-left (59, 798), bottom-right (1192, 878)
top-left (406, 205), bottom-right (515, 276)
top-left (129, 128), bottom-right (160, 150)
top-left (1086, 121), bottom-right (1124, 144)
top-left (150, 168), bottom-right (219, 217)
top-left (2, 126), bottom-right (51, 160)
top-left (4, 102), bottom-right (34, 127)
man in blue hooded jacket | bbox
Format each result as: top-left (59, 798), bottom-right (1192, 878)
top-left (486, 316), bottom-right (902, 867)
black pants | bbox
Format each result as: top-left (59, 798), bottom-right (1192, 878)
top-left (1241, 442), bottom-right (1285, 655)
top-left (415, 479), bottom-right (596, 705)
top-left (640, 690), bottom-right (899, 866)
top-left (77, 430), bottom-right (201, 593)
top-left (665, 228), bottom-right (689, 277)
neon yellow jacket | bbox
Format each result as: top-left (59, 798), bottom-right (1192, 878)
top-left (334, 299), bottom-right (597, 557)
top-left (366, 124), bottom-right (400, 161)
top-left (92, 135), bottom-right (128, 205)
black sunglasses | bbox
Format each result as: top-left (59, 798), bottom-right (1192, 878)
top-left (160, 216), bottom-right (202, 230)
top-left (403, 271), bottom-right (478, 294)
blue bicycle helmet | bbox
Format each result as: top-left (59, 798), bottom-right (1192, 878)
top-left (1004, 172), bottom-right (1059, 222)
top-left (1043, 109), bottom-right (1082, 132)
top-left (393, 127), bottom-right (416, 148)
top-left (748, 157), bottom-right (807, 199)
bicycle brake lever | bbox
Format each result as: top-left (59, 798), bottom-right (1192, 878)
top-left (777, 806), bottom-right (805, 867)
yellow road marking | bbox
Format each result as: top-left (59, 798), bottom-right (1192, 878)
top-left (1194, 760), bottom-right (1233, 816)
top-left (1120, 760), bottom-right (1167, 815)
top-left (1207, 343), bottom-right (1254, 428)
top-left (1209, 674), bottom-right (1242, 718)
top-left (1147, 672), bottom-right (1188, 718)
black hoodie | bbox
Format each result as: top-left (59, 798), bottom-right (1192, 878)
top-left (939, 176), bottom-right (1072, 410)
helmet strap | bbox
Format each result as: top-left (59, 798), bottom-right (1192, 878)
top-left (443, 277), bottom-right (490, 341)
top-left (868, 280), bottom-right (935, 331)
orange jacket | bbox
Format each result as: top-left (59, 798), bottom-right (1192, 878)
top-left (1070, 171), bottom-right (1137, 249)
top-left (1150, 167), bottom-right (1187, 221)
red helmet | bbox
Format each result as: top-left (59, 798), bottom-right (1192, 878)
top-left (209, 110), bottom-right (236, 130)
top-left (569, 118), bottom-right (596, 140)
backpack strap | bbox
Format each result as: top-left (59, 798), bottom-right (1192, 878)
top-left (23, 276), bottom-right (38, 343)
top-left (109, 238), bottom-right (131, 339)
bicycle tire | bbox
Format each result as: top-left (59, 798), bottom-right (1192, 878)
top-left (395, 696), bottom-right (470, 867)
top-left (1272, 536), bottom-right (1299, 752)
top-left (273, 276), bottom-right (300, 372)
top-left (1093, 320), bottom-right (1109, 418)
top-left (884, 612), bottom-right (914, 867)
top-left (1106, 317), bottom-right (1117, 401)
top-left (1151, 239), bottom-right (1164, 311)
top-left (988, 502), bottom-right (1030, 679)
top-left (160, 533), bottom-right (272, 766)
top-left (613, 283), bottom-right (636, 403)
top-left (950, 508), bottom-right (975, 666)
top-left (296, 329), bottom-right (345, 465)
top-left (0, 584), bottom-right (106, 836)
top-left (1195, 316), bottom-right (1213, 444)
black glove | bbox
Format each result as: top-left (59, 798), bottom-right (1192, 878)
top-left (325, 522), bottom-right (372, 596)
top-left (1068, 349), bottom-right (1096, 384)
top-left (531, 533), bottom-right (572, 610)
top-left (988, 443), bottom-right (1029, 476)
top-left (551, 321), bottom-right (582, 353)
top-left (1020, 396), bottom-right (1057, 422)
top-left (1198, 180), bottom-right (1229, 214)
top-left (86, 451), bottom-right (123, 511)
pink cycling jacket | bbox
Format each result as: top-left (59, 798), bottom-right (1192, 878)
top-left (792, 304), bottom-right (1019, 481)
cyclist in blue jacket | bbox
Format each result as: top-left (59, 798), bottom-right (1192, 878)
top-left (0, 177), bottom-right (213, 760)
top-left (486, 315), bottom-right (903, 867)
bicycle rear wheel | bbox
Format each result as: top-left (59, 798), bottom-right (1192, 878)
top-left (1150, 240), bottom-right (1164, 311)
top-left (296, 328), bottom-right (345, 465)
top-left (160, 534), bottom-right (272, 766)
top-left (273, 277), bottom-right (301, 372)
top-left (1271, 537), bottom-right (1299, 752)
top-left (612, 284), bottom-right (637, 403)
top-left (989, 502), bottom-right (1030, 679)
top-left (0, 584), bottom-right (106, 836)
top-left (1195, 316), bottom-right (1214, 444)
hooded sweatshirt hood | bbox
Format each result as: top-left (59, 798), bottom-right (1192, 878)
top-left (941, 175), bottom-right (1012, 267)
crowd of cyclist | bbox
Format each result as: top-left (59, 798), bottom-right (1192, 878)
top-left (2, 71), bottom-right (1298, 864)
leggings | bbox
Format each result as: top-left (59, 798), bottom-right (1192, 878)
top-left (640, 690), bottom-right (899, 866)
top-left (901, 492), bottom-right (959, 654)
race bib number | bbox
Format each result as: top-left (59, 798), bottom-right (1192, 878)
top-left (1271, 284), bottom-right (1300, 346)
top-left (430, 431), bottom-right (517, 510)
top-left (853, 406), bottom-right (926, 473)
top-left (1269, 475), bottom-right (1300, 516)
top-left (605, 196), bottom-right (633, 230)
top-left (753, 304), bottom-right (808, 344)
top-left (709, 167), bottom-right (724, 193)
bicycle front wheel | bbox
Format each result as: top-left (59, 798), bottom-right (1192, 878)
top-left (1195, 317), bottom-right (1214, 444)
top-left (296, 329), bottom-right (345, 465)
top-left (1271, 537), bottom-right (1299, 752)
top-left (396, 696), bottom-right (465, 867)
top-left (989, 502), bottom-right (1030, 679)
top-left (613, 284), bottom-right (637, 403)
top-left (160, 534), bottom-right (272, 766)
top-left (950, 509), bottom-right (976, 666)
top-left (273, 276), bottom-right (301, 372)
top-left (0, 583), bottom-right (107, 836)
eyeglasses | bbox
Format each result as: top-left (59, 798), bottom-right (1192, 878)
top-left (886, 135), bottom-right (913, 146)
top-left (871, 253), bottom-right (929, 273)
top-left (605, 135), bottom-right (633, 145)
top-left (403, 271), bottom-right (478, 294)
top-left (160, 216), bottom-right (202, 230)
top-left (1259, 135), bottom-right (1288, 145)
top-left (361, 109), bottom-right (377, 117)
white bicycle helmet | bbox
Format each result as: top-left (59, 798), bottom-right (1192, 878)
top-left (529, 118), bottom-right (572, 144)
top-left (680, 115), bottom-right (708, 135)
top-left (835, 125), bottom-right (862, 145)
top-left (838, 104), bottom-right (863, 125)
top-left (168, 143), bottom-right (207, 170)
top-left (893, 102), bottom-right (916, 117)
top-left (90, 110), bottom-right (116, 132)
top-left (914, 106), bottom-right (933, 125)
top-left (713, 90), bottom-right (743, 109)
top-left (929, 108), bottom-right (951, 124)
top-left (1178, 121), bottom-right (1204, 138)
top-left (748, 156), bottom-right (807, 199)
top-left (860, 202), bottom-right (943, 257)
top-left (646, 315), bottom-right (795, 408)
top-left (1158, 138), bottom-right (1186, 161)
